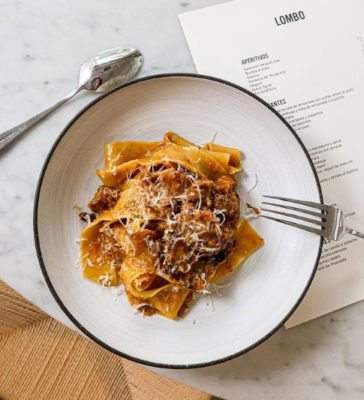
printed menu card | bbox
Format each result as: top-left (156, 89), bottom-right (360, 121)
top-left (179, 0), bottom-right (364, 327)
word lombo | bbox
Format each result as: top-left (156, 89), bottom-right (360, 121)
top-left (275, 11), bottom-right (305, 26)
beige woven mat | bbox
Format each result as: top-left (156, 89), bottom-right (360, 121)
top-left (0, 280), bottom-right (210, 400)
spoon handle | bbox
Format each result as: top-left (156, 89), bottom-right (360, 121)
top-left (0, 85), bottom-right (84, 151)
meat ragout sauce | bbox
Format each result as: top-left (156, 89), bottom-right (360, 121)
top-left (81, 162), bottom-right (240, 315)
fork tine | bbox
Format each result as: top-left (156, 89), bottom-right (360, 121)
top-left (261, 208), bottom-right (326, 227)
top-left (261, 215), bottom-right (326, 236)
top-left (263, 195), bottom-right (329, 211)
top-left (262, 202), bottom-right (324, 219)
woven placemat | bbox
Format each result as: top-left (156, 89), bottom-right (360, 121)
top-left (0, 280), bottom-right (210, 400)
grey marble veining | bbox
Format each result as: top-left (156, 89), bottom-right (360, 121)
top-left (0, 0), bottom-right (363, 399)
top-left (156, 302), bottom-right (364, 399)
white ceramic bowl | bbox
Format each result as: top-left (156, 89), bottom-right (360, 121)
top-left (34, 74), bottom-right (323, 368)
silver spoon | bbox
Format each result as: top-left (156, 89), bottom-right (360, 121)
top-left (0, 47), bottom-right (143, 151)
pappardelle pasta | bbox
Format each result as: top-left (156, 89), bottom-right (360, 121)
top-left (79, 132), bottom-right (263, 318)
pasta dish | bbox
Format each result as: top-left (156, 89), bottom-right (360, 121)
top-left (79, 132), bottom-right (263, 318)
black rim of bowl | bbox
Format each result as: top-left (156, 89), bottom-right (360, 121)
top-left (34, 73), bottom-right (323, 369)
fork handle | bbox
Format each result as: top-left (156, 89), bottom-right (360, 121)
top-left (346, 227), bottom-right (364, 239)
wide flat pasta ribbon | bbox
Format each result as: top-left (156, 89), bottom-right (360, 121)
top-left (127, 283), bottom-right (190, 319)
top-left (105, 141), bottom-right (161, 170)
top-left (97, 145), bottom-right (229, 186)
top-left (80, 132), bottom-right (262, 318)
top-left (203, 142), bottom-right (242, 174)
top-left (81, 215), bottom-right (120, 286)
top-left (211, 218), bottom-right (264, 283)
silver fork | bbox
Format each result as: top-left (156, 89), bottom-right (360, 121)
top-left (261, 195), bottom-right (364, 240)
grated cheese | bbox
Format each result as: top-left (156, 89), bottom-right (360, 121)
top-left (132, 303), bottom-right (149, 314)
top-left (111, 286), bottom-right (124, 301)
top-left (84, 214), bottom-right (92, 226)
top-left (204, 131), bottom-right (218, 145)
top-left (74, 256), bottom-right (81, 269)
top-left (110, 153), bottom-right (121, 163)
top-left (98, 273), bottom-right (112, 289)
top-left (83, 158), bottom-right (241, 306)
top-left (207, 294), bottom-right (215, 312)
top-left (212, 281), bottom-right (232, 297)
top-left (247, 173), bottom-right (258, 194)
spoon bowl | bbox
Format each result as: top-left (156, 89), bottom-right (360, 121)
top-left (0, 47), bottom-right (143, 150)
top-left (81, 47), bottom-right (143, 92)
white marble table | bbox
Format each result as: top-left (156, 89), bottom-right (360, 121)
top-left (1, 0), bottom-right (364, 398)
